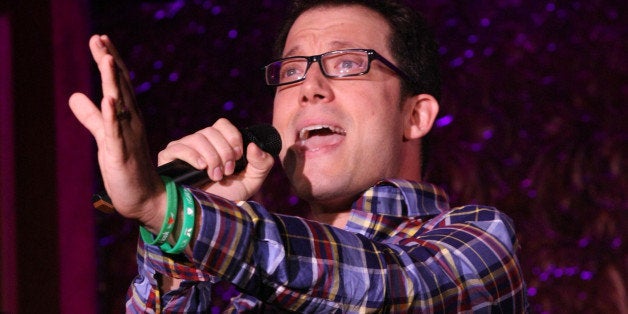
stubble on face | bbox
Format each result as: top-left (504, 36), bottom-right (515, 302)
top-left (273, 5), bottom-right (407, 214)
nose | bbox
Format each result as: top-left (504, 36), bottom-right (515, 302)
top-left (299, 60), bottom-right (333, 105)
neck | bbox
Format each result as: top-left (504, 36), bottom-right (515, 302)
top-left (308, 206), bottom-right (351, 228)
top-left (397, 139), bottom-right (423, 182)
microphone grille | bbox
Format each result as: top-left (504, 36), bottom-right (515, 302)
top-left (241, 124), bottom-right (282, 156)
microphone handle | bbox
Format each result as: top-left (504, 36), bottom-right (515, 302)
top-left (157, 159), bottom-right (214, 186)
top-left (93, 159), bottom-right (224, 214)
top-left (92, 124), bottom-right (281, 213)
top-left (155, 157), bottom-right (247, 186)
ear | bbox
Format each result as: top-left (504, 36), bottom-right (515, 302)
top-left (403, 94), bottom-right (439, 140)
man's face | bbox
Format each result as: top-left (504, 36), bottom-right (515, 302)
top-left (272, 5), bottom-right (408, 210)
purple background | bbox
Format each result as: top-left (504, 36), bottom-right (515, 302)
top-left (90, 0), bottom-right (626, 313)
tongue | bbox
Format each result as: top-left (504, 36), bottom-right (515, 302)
top-left (301, 133), bottom-right (344, 151)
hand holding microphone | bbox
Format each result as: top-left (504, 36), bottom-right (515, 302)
top-left (93, 123), bottom-right (282, 213)
top-left (69, 35), bottom-right (281, 225)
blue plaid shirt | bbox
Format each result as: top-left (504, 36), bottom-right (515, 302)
top-left (127, 179), bottom-right (528, 313)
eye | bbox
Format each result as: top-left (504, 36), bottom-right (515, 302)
top-left (340, 60), bottom-right (358, 70)
top-left (279, 59), bottom-right (306, 80)
top-left (328, 53), bottom-right (366, 75)
top-left (282, 67), bottom-right (298, 78)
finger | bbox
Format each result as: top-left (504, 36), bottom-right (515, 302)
top-left (90, 35), bottom-right (137, 119)
top-left (245, 143), bottom-right (274, 174)
top-left (196, 126), bottom-right (241, 176)
top-left (100, 96), bottom-right (121, 142)
top-left (89, 35), bottom-right (130, 78)
top-left (159, 133), bottom-right (225, 181)
top-left (227, 143), bottom-right (273, 197)
top-left (100, 95), bottom-right (126, 158)
top-left (68, 93), bottom-right (104, 140)
top-left (99, 35), bottom-right (130, 74)
top-left (95, 52), bottom-right (120, 104)
top-left (158, 141), bottom-right (208, 170)
top-left (198, 142), bottom-right (273, 201)
top-left (96, 56), bottom-right (134, 129)
top-left (89, 35), bottom-right (118, 100)
top-left (212, 118), bottom-right (245, 159)
top-left (88, 35), bottom-right (109, 65)
top-left (99, 35), bottom-right (139, 117)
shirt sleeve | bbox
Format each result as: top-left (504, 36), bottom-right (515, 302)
top-left (125, 237), bottom-right (215, 313)
top-left (129, 188), bottom-right (527, 313)
top-left (381, 205), bottom-right (528, 312)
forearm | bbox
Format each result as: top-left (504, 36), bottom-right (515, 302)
top-left (137, 190), bottom-right (526, 312)
top-left (145, 185), bottom-right (203, 294)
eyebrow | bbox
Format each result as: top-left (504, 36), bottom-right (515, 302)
top-left (283, 40), bottom-right (362, 58)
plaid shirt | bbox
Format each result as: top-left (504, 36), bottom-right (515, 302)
top-left (127, 179), bottom-right (528, 313)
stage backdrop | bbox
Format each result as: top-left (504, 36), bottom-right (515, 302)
top-left (67, 0), bottom-right (628, 313)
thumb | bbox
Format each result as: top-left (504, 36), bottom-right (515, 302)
top-left (68, 92), bottom-right (104, 140)
top-left (243, 142), bottom-right (274, 179)
top-left (200, 142), bottom-right (274, 201)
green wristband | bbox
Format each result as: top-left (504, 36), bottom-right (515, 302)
top-left (139, 176), bottom-right (178, 245)
top-left (160, 186), bottom-right (195, 254)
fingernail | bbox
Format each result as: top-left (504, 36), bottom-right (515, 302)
top-left (234, 146), bottom-right (243, 158)
top-left (253, 144), bottom-right (266, 158)
top-left (225, 160), bottom-right (235, 175)
top-left (197, 158), bottom-right (207, 169)
top-left (212, 166), bottom-right (223, 181)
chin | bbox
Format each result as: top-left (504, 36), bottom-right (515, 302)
top-left (300, 176), bottom-right (369, 210)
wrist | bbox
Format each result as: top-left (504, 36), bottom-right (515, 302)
top-left (159, 186), bottom-right (195, 254)
top-left (138, 177), bottom-right (197, 255)
top-left (138, 176), bottom-right (171, 234)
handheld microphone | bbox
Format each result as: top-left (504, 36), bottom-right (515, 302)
top-left (92, 124), bottom-right (282, 213)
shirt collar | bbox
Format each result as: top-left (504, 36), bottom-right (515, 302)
top-left (352, 179), bottom-right (450, 217)
top-left (345, 179), bottom-right (450, 239)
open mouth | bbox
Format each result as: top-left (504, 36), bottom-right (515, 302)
top-left (299, 125), bottom-right (346, 140)
top-left (297, 125), bottom-right (346, 151)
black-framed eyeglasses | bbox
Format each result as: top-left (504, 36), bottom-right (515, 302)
top-left (263, 48), bottom-right (413, 87)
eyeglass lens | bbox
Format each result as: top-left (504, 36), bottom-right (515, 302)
top-left (267, 50), bottom-right (370, 85)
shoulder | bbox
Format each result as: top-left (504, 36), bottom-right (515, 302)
top-left (423, 205), bottom-right (518, 253)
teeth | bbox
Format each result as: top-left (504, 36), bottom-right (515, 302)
top-left (299, 125), bottom-right (346, 140)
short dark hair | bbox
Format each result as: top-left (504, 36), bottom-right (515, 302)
top-left (273, 0), bottom-right (441, 101)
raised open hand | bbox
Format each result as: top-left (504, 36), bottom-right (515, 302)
top-left (69, 35), bottom-right (165, 232)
